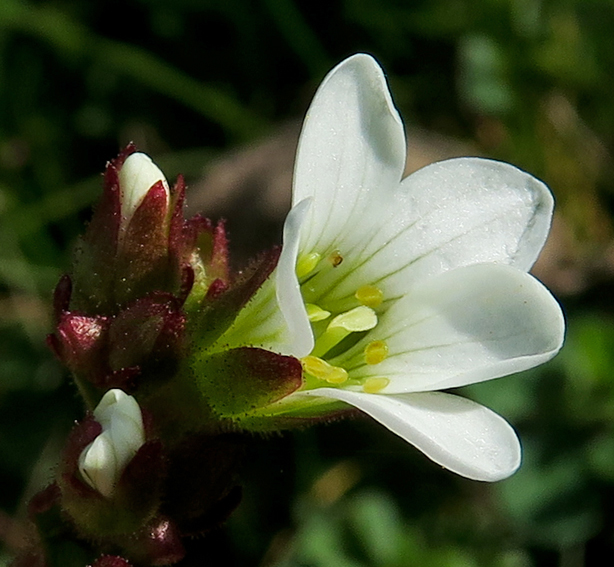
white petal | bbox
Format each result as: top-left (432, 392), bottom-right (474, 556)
top-left (276, 199), bottom-right (315, 357)
top-left (79, 433), bottom-right (117, 498)
top-left (79, 389), bottom-right (145, 497)
top-left (216, 279), bottom-right (293, 354)
top-left (293, 53), bottom-right (406, 257)
top-left (119, 152), bottom-right (169, 223)
top-left (338, 263), bottom-right (564, 393)
top-left (94, 388), bottom-right (143, 430)
top-left (220, 200), bottom-right (314, 356)
top-left (107, 412), bottom-right (145, 462)
top-left (309, 158), bottom-right (553, 311)
top-left (303, 389), bottom-right (521, 481)
top-left (394, 158), bottom-right (553, 271)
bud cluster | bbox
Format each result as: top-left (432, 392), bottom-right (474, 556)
top-left (23, 145), bottom-right (303, 567)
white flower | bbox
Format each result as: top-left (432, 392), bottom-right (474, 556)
top-left (118, 152), bottom-right (170, 226)
top-left (223, 54), bottom-right (564, 481)
top-left (78, 389), bottom-right (145, 498)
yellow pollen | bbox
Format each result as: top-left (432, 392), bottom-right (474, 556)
top-left (296, 252), bottom-right (322, 278)
top-left (328, 250), bottom-right (343, 267)
top-left (302, 356), bottom-right (332, 380)
top-left (362, 377), bottom-right (390, 393)
top-left (364, 340), bottom-right (388, 365)
top-left (306, 303), bottom-right (331, 322)
top-left (355, 285), bottom-right (384, 308)
top-left (302, 356), bottom-right (349, 384)
top-left (328, 306), bottom-right (377, 332)
top-left (325, 366), bottom-right (349, 384)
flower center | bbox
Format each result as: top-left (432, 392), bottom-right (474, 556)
top-left (296, 251), bottom-right (390, 394)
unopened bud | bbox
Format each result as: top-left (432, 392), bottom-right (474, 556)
top-left (118, 153), bottom-right (169, 228)
top-left (79, 389), bottom-right (145, 498)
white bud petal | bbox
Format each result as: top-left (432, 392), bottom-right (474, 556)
top-left (78, 432), bottom-right (117, 498)
top-left (118, 152), bottom-right (169, 224)
top-left (78, 389), bottom-right (145, 498)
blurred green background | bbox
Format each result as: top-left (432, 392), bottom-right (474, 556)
top-left (2, 0), bottom-right (614, 565)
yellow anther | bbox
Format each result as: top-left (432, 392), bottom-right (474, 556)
top-left (364, 340), bottom-right (388, 365)
top-left (306, 303), bottom-right (331, 322)
top-left (328, 306), bottom-right (377, 333)
top-left (302, 356), bottom-right (333, 380)
top-left (362, 377), bottom-right (390, 393)
top-left (355, 285), bottom-right (384, 308)
top-left (325, 366), bottom-right (349, 384)
top-left (302, 356), bottom-right (348, 384)
top-left (311, 306), bottom-right (378, 358)
top-left (328, 250), bottom-right (343, 267)
top-left (296, 252), bottom-right (322, 278)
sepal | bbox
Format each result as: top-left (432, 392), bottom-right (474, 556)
top-left (188, 247), bottom-right (279, 348)
top-left (48, 313), bottom-right (109, 388)
top-left (48, 294), bottom-right (185, 398)
top-left (107, 294), bottom-right (186, 395)
top-left (193, 346), bottom-right (303, 420)
top-left (113, 179), bottom-right (173, 306)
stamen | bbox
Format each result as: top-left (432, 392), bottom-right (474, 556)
top-left (296, 252), bottom-right (321, 278)
top-left (302, 356), bottom-right (333, 380)
top-left (328, 250), bottom-right (343, 267)
top-left (311, 306), bottom-right (378, 357)
top-left (329, 306), bottom-right (377, 332)
top-left (306, 303), bottom-right (331, 322)
top-left (302, 356), bottom-right (348, 384)
top-left (362, 377), bottom-right (390, 393)
top-left (355, 285), bottom-right (384, 308)
top-left (325, 366), bottom-right (349, 384)
top-left (364, 340), bottom-right (388, 365)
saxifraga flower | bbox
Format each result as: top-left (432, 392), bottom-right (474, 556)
top-left (219, 54), bottom-right (564, 481)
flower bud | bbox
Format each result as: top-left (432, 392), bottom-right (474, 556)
top-left (78, 389), bottom-right (145, 498)
top-left (118, 153), bottom-right (169, 230)
top-left (70, 146), bottom-right (183, 314)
